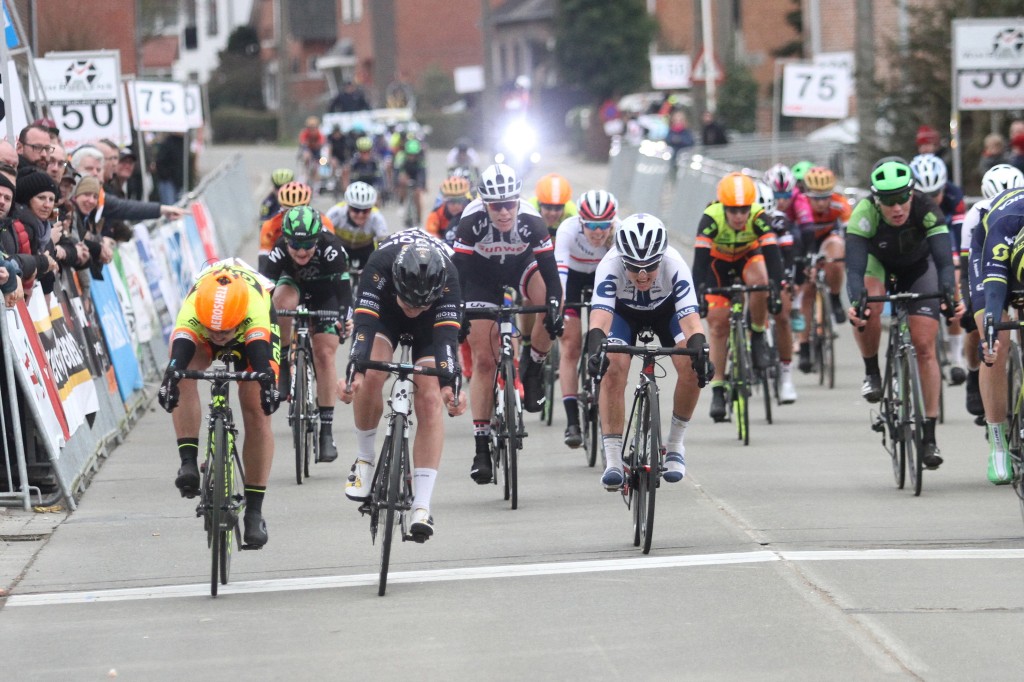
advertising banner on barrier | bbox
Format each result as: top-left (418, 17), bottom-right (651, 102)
top-left (36, 294), bottom-right (97, 438)
top-left (190, 201), bottom-right (220, 262)
top-left (116, 242), bottom-right (155, 344)
top-left (109, 250), bottom-right (141, 351)
top-left (6, 292), bottom-right (70, 452)
top-left (90, 264), bottom-right (142, 401)
top-left (132, 224), bottom-right (175, 339)
top-left (158, 219), bottom-right (200, 302)
top-left (183, 214), bottom-right (212, 271)
top-left (56, 271), bottom-right (109, 404)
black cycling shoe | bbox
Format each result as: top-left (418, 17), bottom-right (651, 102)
top-left (175, 459), bottom-right (201, 498)
top-left (750, 332), bottom-right (770, 370)
top-left (798, 345), bottom-right (813, 374)
top-left (831, 297), bottom-right (847, 325)
top-left (564, 424), bottom-right (583, 448)
top-left (709, 386), bottom-right (727, 422)
top-left (243, 510), bottom-right (268, 548)
top-left (965, 369), bottom-right (984, 416)
top-left (470, 448), bottom-right (492, 484)
top-left (318, 427), bottom-right (338, 462)
top-left (521, 354), bottom-right (545, 413)
top-left (921, 443), bottom-right (944, 470)
top-left (949, 366), bottom-right (967, 386)
top-left (277, 359), bottom-right (291, 401)
top-left (861, 374), bottom-right (883, 403)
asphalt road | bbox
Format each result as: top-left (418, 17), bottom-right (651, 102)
top-left (2, 144), bottom-right (1023, 681)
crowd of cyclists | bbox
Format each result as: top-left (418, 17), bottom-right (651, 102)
top-left (155, 123), bottom-right (1024, 550)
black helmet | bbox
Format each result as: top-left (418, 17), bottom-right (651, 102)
top-left (392, 242), bottom-right (447, 307)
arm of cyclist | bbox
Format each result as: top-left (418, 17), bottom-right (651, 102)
top-left (337, 263), bottom-right (386, 401)
top-left (158, 332), bottom-right (200, 412)
top-left (924, 216), bottom-right (959, 318)
top-left (432, 273), bottom-right (466, 417)
top-left (980, 213), bottom-right (1023, 358)
top-left (843, 232), bottom-right (871, 327)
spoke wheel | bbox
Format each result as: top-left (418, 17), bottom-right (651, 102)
top-left (293, 350), bottom-right (307, 485)
top-left (1007, 343), bottom-right (1024, 525)
top-left (901, 353), bottom-right (924, 496)
top-left (632, 388), bottom-right (659, 554)
top-left (882, 358), bottom-right (906, 489)
top-left (541, 345), bottom-right (557, 426)
top-left (505, 358), bottom-right (520, 509)
top-left (378, 418), bottom-right (404, 597)
top-left (303, 352), bottom-right (317, 478)
top-left (736, 335), bottom-right (751, 446)
top-left (210, 418), bottom-right (229, 597)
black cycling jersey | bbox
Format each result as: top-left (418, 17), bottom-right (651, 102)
top-left (264, 231), bottom-right (353, 332)
top-left (451, 199), bottom-right (562, 306)
top-left (259, 190), bottom-right (280, 222)
top-left (349, 230), bottom-right (463, 384)
top-left (348, 157), bottom-right (381, 186)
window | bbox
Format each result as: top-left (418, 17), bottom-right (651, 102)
top-left (206, 0), bottom-right (218, 36)
top-left (342, 0), bottom-right (363, 24)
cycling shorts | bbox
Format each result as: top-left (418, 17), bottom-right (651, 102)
top-left (564, 269), bottom-right (596, 320)
top-left (276, 279), bottom-right (344, 336)
top-left (608, 297), bottom-right (683, 347)
top-left (702, 253), bottom-right (765, 311)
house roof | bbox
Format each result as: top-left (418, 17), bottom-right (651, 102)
top-left (141, 35), bottom-right (179, 70)
top-left (493, 0), bottom-right (555, 25)
top-left (289, 0), bottom-right (337, 41)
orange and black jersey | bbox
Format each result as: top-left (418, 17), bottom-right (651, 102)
top-left (691, 202), bottom-right (785, 286)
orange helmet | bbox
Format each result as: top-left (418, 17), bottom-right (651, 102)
top-left (440, 176), bottom-right (472, 199)
top-left (535, 173), bottom-right (572, 205)
top-left (195, 268), bottom-right (249, 332)
top-left (803, 166), bottom-right (836, 196)
top-left (716, 172), bottom-right (757, 207)
top-left (278, 181), bottom-right (312, 208)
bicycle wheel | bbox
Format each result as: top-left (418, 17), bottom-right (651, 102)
top-left (624, 394), bottom-right (643, 548)
top-left (817, 289), bottom-right (834, 388)
top-left (1006, 343), bottom-right (1024, 524)
top-left (302, 342), bottom-right (318, 475)
top-left (635, 386), bottom-right (660, 554)
top-left (578, 355), bottom-right (599, 467)
top-left (901, 351), bottom-right (925, 496)
top-left (491, 371), bottom-right (504, 489)
top-left (541, 344), bottom-right (558, 426)
top-left (504, 356), bottom-right (520, 509)
top-left (378, 416), bottom-right (405, 596)
top-left (734, 330), bottom-right (751, 446)
top-left (880, 352), bottom-right (906, 489)
top-left (210, 416), bottom-right (229, 597)
top-left (293, 348), bottom-right (307, 485)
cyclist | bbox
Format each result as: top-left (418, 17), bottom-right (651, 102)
top-left (424, 176), bottom-right (472, 243)
top-left (754, 179), bottom-right (801, 403)
top-left (961, 164), bottom-right (1024, 421)
top-left (258, 181), bottom-right (336, 274)
top-left (342, 136), bottom-right (384, 194)
top-left (764, 163), bottom-right (813, 336)
top-left (452, 163), bottom-right (563, 483)
top-left (911, 153), bottom-right (968, 385)
top-left (325, 181), bottom-right (390, 270)
top-left (157, 263), bottom-right (281, 548)
top-left (299, 116), bottom-right (326, 184)
top-left (259, 168), bottom-right (295, 224)
top-left (446, 137), bottom-right (481, 185)
top-left (529, 173), bottom-right (579, 239)
top-left (555, 189), bottom-right (618, 447)
top-left (264, 206), bottom-right (353, 462)
top-left (846, 157), bottom-right (959, 471)
top-left (791, 160), bottom-right (814, 194)
top-left (338, 233), bottom-right (466, 539)
top-left (585, 214), bottom-right (713, 489)
top-left (692, 172), bottom-right (785, 422)
top-left (396, 138), bottom-right (427, 226)
top-left (975, 187), bottom-right (1024, 485)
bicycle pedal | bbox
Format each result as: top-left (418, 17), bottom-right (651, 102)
top-left (240, 543), bottom-right (264, 551)
top-left (357, 502), bottom-right (372, 516)
top-left (179, 487), bottom-right (200, 499)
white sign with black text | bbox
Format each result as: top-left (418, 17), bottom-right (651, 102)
top-left (651, 54), bottom-right (692, 90)
top-left (128, 80), bottom-right (188, 133)
top-left (781, 63), bottom-right (849, 119)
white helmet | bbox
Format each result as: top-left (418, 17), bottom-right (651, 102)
top-left (762, 163), bottom-right (796, 194)
top-left (345, 181), bottom-right (378, 209)
top-left (615, 213), bottom-right (667, 266)
top-left (981, 163), bottom-right (1024, 200)
top-left (909, 154), bottom-right (947, 194)
top-left (478, 163), bottom-right (522, 201)
top-left (754, 179), bottom-right (776, 214)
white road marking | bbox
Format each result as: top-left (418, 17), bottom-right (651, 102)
top-left (6, 548), bottom-right (1024, 607)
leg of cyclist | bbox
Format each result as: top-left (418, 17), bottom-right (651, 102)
top-left (272, 284), bottom-right (298, 396)
top-left (823, 233), bottom-right (846, 323)
top-left (743, 257), bottom-right (771, 370)
top-left (522, 267), bottom-right (555, 413)
top-left (341, 335), bottom-right (390, 501)
top-left (850, 273), bottom-right (885, 403)
top-left (312, 330), bottom-right (341, 462)
top-left (589, 307), bottom-right (627, 489)
top-left (468, 317), bottom-right (499, 483)
top-left (171, 344), bottom-right (214, 497)
top-left (909, 313), bottom-right (943, 468)
top-left (706, 296), bottom-right (730, 423)
top-left (410, 365), bottom-right (445, 538)
top-left (797, 229), bottom-right (819, 372)
top-left (775, 286), bottom-right (798, 403)
top-left (976, 308), bottom-right (1013, 484)
top-left (663, 313), bottom-right (706, 482)
top-left (560, 312), bottom-right (584, 447)
top-left (237, 379), bottom-right (275, 547)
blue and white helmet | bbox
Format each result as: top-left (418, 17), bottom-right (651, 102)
top-left (615, 213), bottom-right (667, 266)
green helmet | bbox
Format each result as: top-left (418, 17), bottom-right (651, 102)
top-left (355, 136), bottom-right (373, 152)
top-left (271, 167), bottom-right (294, 187)
top-left (281, 206), bottom-right (322, 242)
top-left (870, 157), bottom-right (914, 195)
top-left (791, 161), bottom-right (814, 181)
top-left (405, 139), bottom-right (422, 155)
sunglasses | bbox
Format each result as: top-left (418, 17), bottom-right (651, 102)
top-left (875, 191), bottom-right (912, 207)
top-left (725, 206), bottom-right (751, 215)
top-left (539, 203), bottom-right (565, 211)
top-left (623, 259), bottom-right (661, 274)
top-left (582, 220), bottom-right (612, 231)
top-left (348, 206), bottom-right (372, 215)
top-left (773, 191), bottom-right (793, 199)
top-left (486, 199), bottom-right (518, 212)
top-left (287, 238), bottom-right (317, 251)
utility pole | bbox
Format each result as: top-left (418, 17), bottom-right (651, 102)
top-left (370, 0), bottom-right (397, 107)
top-left (275, 0), bottom-right (288, 142)
top-left (854, 0), bottom-right (876, 178)
top-left (481, 0), bottom-right (497, 149)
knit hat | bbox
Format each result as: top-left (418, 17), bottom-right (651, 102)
top-left (72, 175), bottom-right (102, 198)
top-left (916, 125), bottom-right (940, 147)
top-left (14, 170), bottom-right (59, 205)
top-left (0, 174), bottom-right (14, 195)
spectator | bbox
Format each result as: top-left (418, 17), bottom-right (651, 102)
top-left (1010, 133), bottom-right (1024, 175)
top-left (1009, 119), bottom-right (1024, 142)
top-left (113, 149), bottom-right (138, 199)
top-left (701, 111), bottom-right (728, 147)
top-left (916, 125), bottom-right (941, 155)
top-left (153, 132), bottom-right (185, 205)
top-left (665, 109), bottom-right (695, 169)
top-left (0, 174), bottom-right (24, 305)
top-left (0, 140), bottom-right (18, 168)
top-left (978, 133), bottom-right (1008, 176)
top-left (70, 145), bottom-right (104, 180)
top-left (31, 117), bottom-right (61, 144)
top-left (47, 144), bottom-right (67, 185)
top-left (95, 139), bottom-right (120, 184)
top-left (16, 124), bottom-right (54, 171)
top-left (329, 80), bottom-right (371, 113)
top-left (3, 171), bottom-right (58, 298)
top-left (0, 244), bottom-right (23, 305)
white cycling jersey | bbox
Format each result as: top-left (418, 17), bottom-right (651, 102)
top-left (554, 216), bottom-right (616, 287)
top-left (591, 245), bottom-right (699, 318)
top-left (960, 197), bottom-right (992, 256)
top-left (325, 203), bottom-right (390, 250)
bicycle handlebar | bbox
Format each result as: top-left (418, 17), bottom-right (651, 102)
top-left (170, 368), bottom-right (271, 383)
top-left (603, 343), bottom-right (702, 358)
top-left (465, 304), bottom-right (550, 319)
top-left (703, 284), bottom-right (772, 296)
top-left (563, 300), bottom-right (591, 311)
top-left (275, 308), bottom-right (342, 320)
